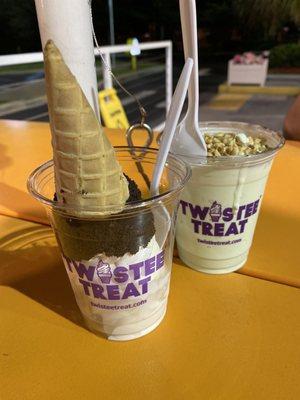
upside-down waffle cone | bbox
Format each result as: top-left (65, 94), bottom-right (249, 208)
top-left (43, 40), bottom-right (128, 216)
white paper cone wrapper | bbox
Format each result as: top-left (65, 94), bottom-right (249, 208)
top-left (35, 0), bottom-right (99, 118)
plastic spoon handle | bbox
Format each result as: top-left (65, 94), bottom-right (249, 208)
top-left (151, 58), bottom-right (193, 195)
top-left (179, 0), bottom-right (199, 121)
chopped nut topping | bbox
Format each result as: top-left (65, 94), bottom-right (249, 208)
top-left (204, 132), bottom-right (269, 156)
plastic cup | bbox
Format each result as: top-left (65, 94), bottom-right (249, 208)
top-left (28, 147), bottom-right (190, 340)
top-left (175, 122), bottom-right (284, 274)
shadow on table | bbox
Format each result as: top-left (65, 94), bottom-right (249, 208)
top-left (0, 224), bottom-right (85, 329)
top-left (0, 182), bottom-right (48, 224)
top-left (1, 204), bottom-right (298, 334)
top-left (0, 143), bottom-right (12, 170)
top-left (240, 207), bottom-right (300, 287)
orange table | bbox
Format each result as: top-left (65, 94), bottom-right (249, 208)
top-left (1, 214), bottom-right (300, 400)
top-left (0, 119), bottom-right (299, 287)
top-left (0, 119), bottom-right (152, 225)
top-left (240, 139), bottom-right (300, 287)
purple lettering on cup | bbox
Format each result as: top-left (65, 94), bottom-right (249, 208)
top-left (253, 199), bottom-right (260, 214)
top-left (237, 205), bottom-right (246, 221)
top-left (180, 200), bottom-right (189, 215)
top-left (73, 261), bottom-right (95, 281)
top-left (222, 207), bottom-right (233, 222)
top-left (107, 285), bottom-right (120, 300)
top-left (202, 222), bottom-right (213, 236)
top-left (245, 202), bottom-right (254, 218)
top-left (214, 223), bottom-right (224, 236)
top-left (138, 276), bottom-right (151, 294)
top-left (78, 279), bottom-right (91, 295)
top-left (129, 262), bottom-right (144, 280)
top-left (191, 219), bottom-right (202, 233)
top-left (114, 266), bottom-right (129, 283)
top-left (238, 219), bottom-right (248, 233)
top-left (156, 251), bottom-right (164, 270)
top-left (91, 283), bottom-right (107, 299)
top-left (189, 203), bottom-right (209, 220)
top-left (122, 283), bottom-right (140, 299)
top-left (145, 256), bottom-right (156, 276)
top-left (225, 222), bottom-right (239, 236)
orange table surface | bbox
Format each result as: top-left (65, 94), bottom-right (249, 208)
top-left (0, 119), bottom-right (300, 288)
top-left (0, 119), bottom-right (153, 225)
top-left (1, 215), bottom-right (300, 400)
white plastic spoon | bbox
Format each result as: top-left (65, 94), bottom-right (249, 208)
top-left (151, 58), bottom-right (193, 195)
top-left (150, 58), bottom-right (193, 249)
top-left (170, 0), bottom-right (207, 157)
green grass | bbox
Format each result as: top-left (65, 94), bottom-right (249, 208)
top-left (95, 59), bottom-right (162, 76)
top-left (270, 44), bottom-right (300, 68)
top-left (0, 62), bottom-right (44, 74)
top-left (0, 59), bottom-right (161, 76)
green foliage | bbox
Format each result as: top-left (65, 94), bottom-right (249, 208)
top-left (0, 0), bottom-right (299, 56)
top-left (291, 0), bottom-right (300, 24)
top-left (234, 0), bottom-right (300, 38)
top-left (199, 0), bottom-right (235, 25)
top-left (0, 0), bottom-right (40, 54)
top-left (269, 43), bottom-right (300, 67)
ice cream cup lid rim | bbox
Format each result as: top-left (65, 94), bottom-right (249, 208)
top-left (175, 121), bottom-right (285, 165)
top-left (27, 146), bottom-right (191, 216)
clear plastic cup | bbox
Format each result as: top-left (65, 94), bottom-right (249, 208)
top-left (175, 122), bottom-right (284, 274)
top-left (28, 147), bottom-right (190, 340)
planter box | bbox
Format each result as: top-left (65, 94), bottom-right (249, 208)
top-left (227, 59), bottom-right (269, 86)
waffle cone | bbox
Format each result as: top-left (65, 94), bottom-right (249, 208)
top-left (43, 40), bottom-right (129, 216)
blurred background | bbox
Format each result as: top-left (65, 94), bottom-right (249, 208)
top-left (0, 0), bottom-right (299, 135)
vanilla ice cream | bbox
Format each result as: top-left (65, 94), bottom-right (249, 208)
top-left (175, 122), bottom-right (284, 274)
top-left (62, 234), bottom-right (171, 340)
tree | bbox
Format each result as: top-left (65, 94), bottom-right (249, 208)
top-left (235, 0), bottom-right (300, 38)
top-left (0, 0), bottom-right (40, 54)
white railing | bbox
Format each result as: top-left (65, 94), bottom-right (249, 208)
top-left (0, 41), bottom-right (173, 116)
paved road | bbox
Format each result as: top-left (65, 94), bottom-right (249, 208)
top-left (0, 65), bottom-right (223, 129)
top-left (0, 66), bottom-right (297, 133)
top-left (0, 67), bottom-right (168, 127)
top-left (0, 71), bottom-right (44, 87)
top-left (200, 74), bottom-right (299, 133)
top-left (201, 94), bottom-right (295, 133)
